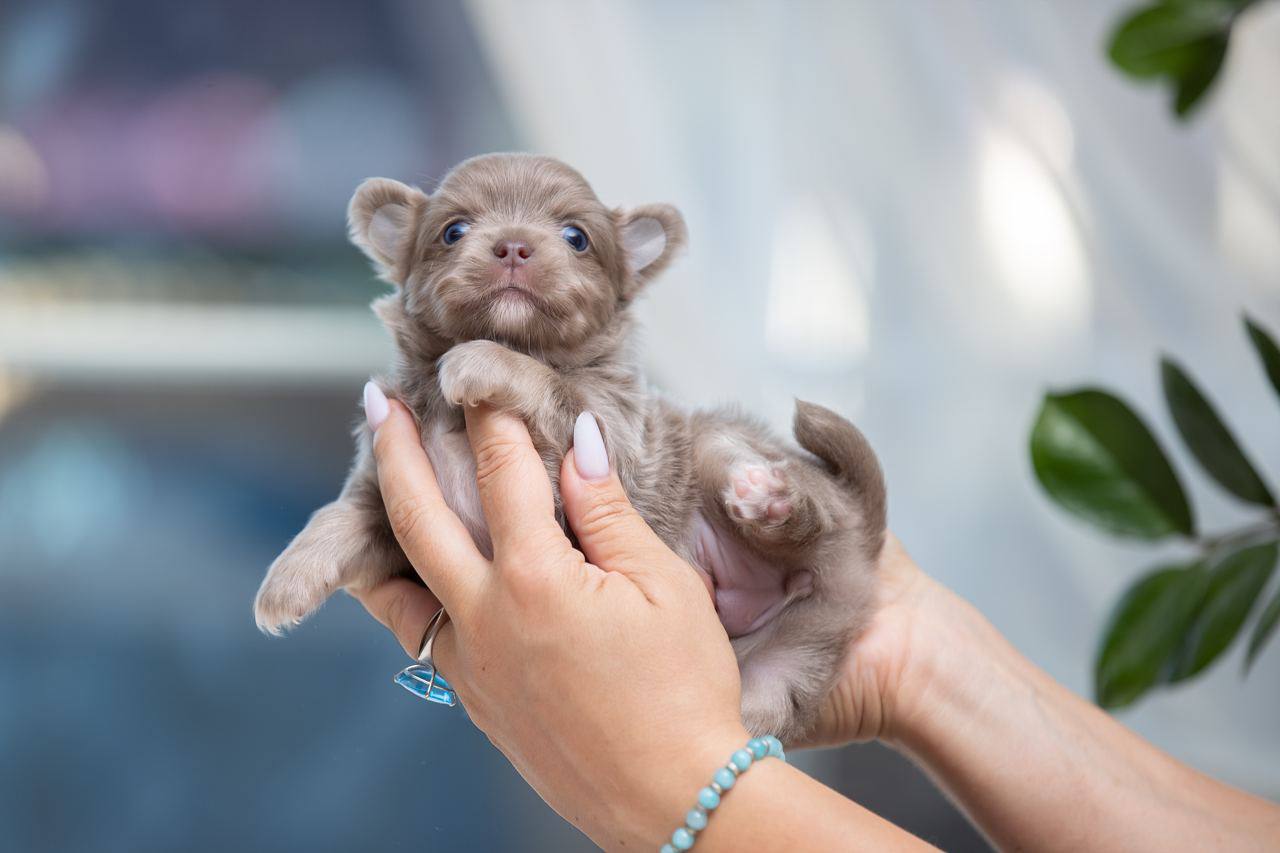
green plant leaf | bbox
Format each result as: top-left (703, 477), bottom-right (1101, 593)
top-left (1245, 585), bottom-right (1280, 672)
top-left (1167, 542), bottom-right (1278, 681)
top-left (1107, 1), bottom-right (1243, 118)
top-left (1095, 562), bottom-right (1212, 708)
top-left (1108, 4), bottom-right (1228, 78)
top-left (1161, 357), bottom-right (1275, 506)
top-left (1173, 33), bottom-right (1227, 116)
top-left (1244, 315), bottom-right (1280, 402)
top-left (1031, 390), bottom-right (1195, 539)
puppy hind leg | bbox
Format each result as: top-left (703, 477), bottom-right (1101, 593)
top-left (737, 639), bottom-right (839, 742)
top-left (695, 430), bottom-right (836, 550)
top-left (737, 649), bottom-right (817, 742)
top-left (728, 459), bottom-right (841, 547)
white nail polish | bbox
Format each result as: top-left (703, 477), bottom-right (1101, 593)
top-left (364, 381), bottom-right (389, 431)
top-left (573, 411), bottom-right (609, 481)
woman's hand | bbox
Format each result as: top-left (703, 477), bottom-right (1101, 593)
top-left (798, 527), bottom-right (1280, 853)
top-left (792, 534), bottom-right (949, 750)
top-left (354, 388), bottom-right (1280, 852)
top-left (352, 395), bottom-right (750, 849)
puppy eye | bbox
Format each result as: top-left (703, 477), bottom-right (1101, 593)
top-left (443, 221), bottom-right (470, 245)
top-left (561, 225), bottom-right (589, 252)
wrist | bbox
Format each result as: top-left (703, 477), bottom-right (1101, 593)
top-left (880, 576), bottom-right (1010, 752)
top-left (605, 720), bottom-right (752, 851)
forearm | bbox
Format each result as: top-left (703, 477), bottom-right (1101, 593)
top-left (694, 760), bottom-right (933, 852)
top-left (891, 582), bottom-right (1280, 851)
top-left (616, 728), bottom-right (934, 852)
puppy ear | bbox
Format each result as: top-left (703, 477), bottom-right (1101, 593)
top-left (348, 178), bottom-right (428, 283)
top-left (617, 203), bottom-right (687, 293)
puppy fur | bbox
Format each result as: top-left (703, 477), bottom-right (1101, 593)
top-left (254, 154), bottom-right (886, 741)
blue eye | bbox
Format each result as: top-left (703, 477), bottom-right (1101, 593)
top-left (561, 225), bottom-right (589, 252)
top-left (443, 221), bottom-right (470, 245)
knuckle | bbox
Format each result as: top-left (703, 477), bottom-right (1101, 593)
top-left (497, 533), bottom-right (568, 588)
top-left (472, 435), bottom-right (526, 486)
top-left (521, 525), bottom-right (570, 561)
top-left (386, 492), bottom-right (433, 544)
top-left (494, 558), bottom-right (542, 597)
top-left (575, 493), bottom-right (637, 539)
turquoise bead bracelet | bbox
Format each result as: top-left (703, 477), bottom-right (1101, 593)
top-left (660, 735), bottom-right (786, 852)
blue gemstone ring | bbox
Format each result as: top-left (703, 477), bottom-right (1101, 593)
top-left (393, 606), bottom-right (457, 707)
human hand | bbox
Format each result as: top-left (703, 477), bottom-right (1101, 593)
top-left (352, 393), bottom-right (750, 850)
top-left (794, 538), bottom-right (1280, 853)
top-left (791, 534), bottom-right (956, 750)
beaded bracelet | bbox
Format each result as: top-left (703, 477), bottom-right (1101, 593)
top-left (660, 735), bottom-right (786, 852)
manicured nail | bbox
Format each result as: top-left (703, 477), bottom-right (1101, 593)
top-left (573, 411), bottom-right (610, 481)
top-left (364, 381), bottom-right (389, 431)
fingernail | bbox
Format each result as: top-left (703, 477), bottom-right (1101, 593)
top-left (364, 380), bottom-right (389, 431)
top-left (573, 411), bottom-right (609, 481)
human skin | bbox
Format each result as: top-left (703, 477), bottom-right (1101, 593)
top-left (354, 387), bottom-right (1280, 851)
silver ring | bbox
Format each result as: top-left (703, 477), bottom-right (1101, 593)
top-left (392, 606), bottom-right (456, 707)
top-left (417, 606), bottom-right (450, 666)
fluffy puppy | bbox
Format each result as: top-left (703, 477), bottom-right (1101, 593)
top-left (254, 153), bottom-right (886, 740)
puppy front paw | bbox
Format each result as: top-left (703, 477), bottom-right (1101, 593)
top-left (253, 543), bottom-right (339, 635)
top-left (437, 340), bottom-right (518, 409)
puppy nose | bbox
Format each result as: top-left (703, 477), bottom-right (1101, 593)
top-left (493, 240), bottom-right (533, 265)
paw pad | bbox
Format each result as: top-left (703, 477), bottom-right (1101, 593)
top-left (726, 463), bottom-right (793, 524)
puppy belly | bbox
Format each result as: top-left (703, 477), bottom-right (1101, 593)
top-left (423, 425), bottom-right (492, 557)
top-left (421, 427), bottom-right (812, 644)
top-left (690, 512), bottom-right (812, 638)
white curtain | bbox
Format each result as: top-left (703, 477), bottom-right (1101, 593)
top-left (463, 0), bottom-right (1280, 794)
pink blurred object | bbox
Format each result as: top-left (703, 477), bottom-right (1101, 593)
top-left (26, 73), bottom-right (280, 235)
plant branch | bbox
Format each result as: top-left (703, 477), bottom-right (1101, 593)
top-left (1196, 512), bottom-right (1280, 560)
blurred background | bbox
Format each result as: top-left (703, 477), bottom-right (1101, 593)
top-left (2, 1), bottom-right (1278, 850)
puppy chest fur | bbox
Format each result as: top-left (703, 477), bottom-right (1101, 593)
top-left (254, 153), bottom-right (886, 741)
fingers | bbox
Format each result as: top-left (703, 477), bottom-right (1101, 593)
top-left (350, 579), bottom-right (462, 700)
top-left (462, 404), bottom-right (562, 557)
top-left (560, 413), bottom-right (692, 596)
top-left (370, 393), bottom-right (486, 613)
top-left (350, 577), bottom-right (441, 657)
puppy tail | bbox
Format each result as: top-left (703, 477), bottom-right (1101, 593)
top-left (792, 400), bottom-right (887, 548)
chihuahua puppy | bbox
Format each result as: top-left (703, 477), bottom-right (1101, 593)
top-left (254, 153), bottom-right (885, 740)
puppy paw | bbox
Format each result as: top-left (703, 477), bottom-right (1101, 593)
top-left (253, 545), bottom-right (338, 635)
top-left (721, 461), bottom-right (819, 547)
top-left (437, 340), bottom-right (517, 408)
top-left (725, 462), bottom-right (793, 523)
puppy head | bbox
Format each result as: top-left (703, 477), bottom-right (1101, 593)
top-left (348, 153), bottom-right (686, 352)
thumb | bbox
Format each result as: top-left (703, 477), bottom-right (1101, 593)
top-left (560, 412), bottom-right (681, 586)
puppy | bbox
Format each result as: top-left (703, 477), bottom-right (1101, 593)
top-left (254, 153), bottom-right (886, 740)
